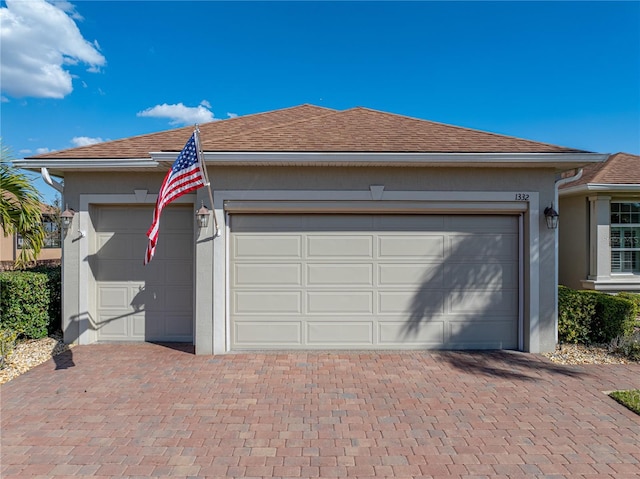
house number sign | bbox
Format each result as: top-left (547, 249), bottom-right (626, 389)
top-left (515, 193), bottom-right (530, 201)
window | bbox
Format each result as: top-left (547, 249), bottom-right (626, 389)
top-left (16, 215), bottom-right (61, 249)
top-left (611, 202), bottom-right (640, 273)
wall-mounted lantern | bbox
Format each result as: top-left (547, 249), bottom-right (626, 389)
top-left (544, 205), bottom-right (559, 230)
top-left (60, 205), bottom-right (75, 232)
top-left (196, 202), bottom-right (210, 229)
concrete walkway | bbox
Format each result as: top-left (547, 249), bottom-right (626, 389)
top-left (1, 343), bottom-right (639, 478)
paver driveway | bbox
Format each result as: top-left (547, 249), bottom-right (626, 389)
top-left (1, 343), bottom-right (639, 478)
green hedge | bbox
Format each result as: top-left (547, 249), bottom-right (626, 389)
top-left (558, 286), bottom-right (637, 344)
top-left (0, 271), bottom-right (51, 339)
top-left (27, 265), bottom-right (61, 333)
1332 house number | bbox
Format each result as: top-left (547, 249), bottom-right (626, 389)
top-left (515, 193), bottom-right (530, 201)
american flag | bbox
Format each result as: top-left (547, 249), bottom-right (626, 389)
top-left (144, 132), bottom-right (206, 264)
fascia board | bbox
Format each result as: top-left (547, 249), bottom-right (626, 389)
top-left (14, 152), bottom-right (609, 170)
top-left (560, 183), bottom-right (640, 196)
top-left (13, 158), bottom-right (159, 170)
top-left (151, 151), bottom-right (608, 167)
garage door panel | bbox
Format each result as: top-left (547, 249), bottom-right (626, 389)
top-left (162, 208), bottom-right (193, 230)
top-left (449, 291), bottom-right (517, 314)
top-left (95, 313), bottom-right (132, 340)
top-left (307, 322), bottom-right (373, 345)
top-left (307, 291), bottom-right (373, 314)
top-left (379, 321), bottom-right (445, 346)
top-left (449, 320), bottom-right (517, 348)
top-left (234, 291), bottom-right (302, 314)
top-left (235, 263), bottom-right (302, 286)
top-left (94, 205), bottom-right (193, 343)
top-left (304, 215), bottom-right (375, 231)
top-left (230, 213), bottom-right (519, 350)
top-left (157, 234), bottom-right (193, 260)
top-left (97, 286), bottom-right (129, 309)
top-left (378, 235), bottom-right (445, 258)
top-left (378, 264), bottom-right (443, 286)
top-left (96, 233), bottom-right (132, 260)
top-left (234, 235), bottom-right (302, 258)
top-left (164, 313), bottom-right (193, 338)
top-left (378, 291), bottom-right (445, 315)
top-left (131, 314), bottom-right (147, 338)
top-left (307, 264), bottom-right (373, 286)
top-left (307, 236), bottom-right (373, 258)
top-left (450, 234), bottom-right (517, 259)
top-left (445, 263), bottom-right (517, 289)
top-left (164, 287), bottom-right (192, 312)
top-left (161, 260), bottom-right (191, 284)
top-left (376, 215), bottom-right (444, 230)
top-left (235, 321), bottom-right (302, 345)
top-left (95, 260), bottom-right (132, 282)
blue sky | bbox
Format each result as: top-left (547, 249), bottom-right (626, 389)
top-left (1, 0), bottom-right (639, 205)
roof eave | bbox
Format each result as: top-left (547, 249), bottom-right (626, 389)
top-left (159, 151), bottom-right (609, 169)
top-left (14, 152), bottom-right (608, 174)
top-left (560, 183), bottom-right (640, 197)
top-left (12, 158), bottom-right (158, 176)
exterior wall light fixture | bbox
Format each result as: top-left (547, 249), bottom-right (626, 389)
top-left (196, 202), bottom-right (210, 229)
top-left (60, 205), bottom-right (75, 231)
top-left (544, 204), bottom-right (559, 229)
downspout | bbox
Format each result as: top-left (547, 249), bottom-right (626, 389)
top-left (41, 167), bottom-right (64, 193)
top-left (553, 168), bottom-right (583, 343)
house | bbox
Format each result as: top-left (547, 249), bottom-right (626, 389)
top-left (559, 152), bottom-right (640, 292)
top-left (15, 105), bottom-right (608, 354)
top-left (0, 201), bottom-right (62, 269)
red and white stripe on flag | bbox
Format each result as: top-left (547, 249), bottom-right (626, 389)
top-left (144, 132), bottom-right (205, 264)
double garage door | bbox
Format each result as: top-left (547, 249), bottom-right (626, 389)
top-left (93, 206), bottom-right (193, 342)
top-left (230, 213), bottom-right (520, 350)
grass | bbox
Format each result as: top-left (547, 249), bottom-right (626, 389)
top-left (609, 390), bottom-right (640, 415)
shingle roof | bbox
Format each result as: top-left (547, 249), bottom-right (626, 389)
top-left (29, 104), bottom-right (586, 160)
top-left (563, 152), bottom-right (640, 186)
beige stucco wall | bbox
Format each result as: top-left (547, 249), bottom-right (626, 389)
top-left (60, 166), bottom-right (558, 353)
top-left (558, 195), bottom-right (589, 289)
top-left (0, 228), bottom-right (61, 264)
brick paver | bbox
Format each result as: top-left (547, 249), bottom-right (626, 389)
top-left (1, 344), bottom-right (639, 478)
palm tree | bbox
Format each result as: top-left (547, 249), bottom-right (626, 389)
top-left (0, 140), bottom-right (45, 268)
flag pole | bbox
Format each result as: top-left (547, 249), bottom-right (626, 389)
top-left (194, 124), bottom-right (220, 237)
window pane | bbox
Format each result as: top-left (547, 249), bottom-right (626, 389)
top-left (611, 203), bottom-right (620, 213)
top-left (610, 224), bottom-right (640, 273)
top-left (611, 213), bottom-right (620, 224)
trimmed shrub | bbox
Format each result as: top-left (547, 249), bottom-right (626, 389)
top-left (0, 271), bottom-right (50, 339)
top-left (617, 292), bottom-right (640, 317)
top-left (558, 286), bottom-right (595, 344)
top-left (0, 328), bottom-right (18, 369)
top-left (558, 286), bottom-right (638, 344)
top-left (27, 265), bottom-right (61, 333)
top-left (590, 294), bottom-right (637, 343)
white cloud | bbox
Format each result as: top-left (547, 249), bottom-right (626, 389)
top-left (137, 101), bottom-right (215, 125)
top-left (1, 96), bottom-right (9, 103)
top-left (227, 112), bottom-right (238, 119)
top-left (19, 149), bottom-right (32, 154)
top-left (0, 0), bottom-right (106, 99)
top-left (35, 147), bottom-right (51, 154)
top-left (71, 136), bottom-right (104, 147)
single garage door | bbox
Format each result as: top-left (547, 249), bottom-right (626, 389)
top-left (230, 214), bottom-right (519, 350)
top-left (93, 205), bottom-right (193, 342)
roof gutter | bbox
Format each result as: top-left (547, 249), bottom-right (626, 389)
top-left (560, 183), bottom-right (640, 196)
